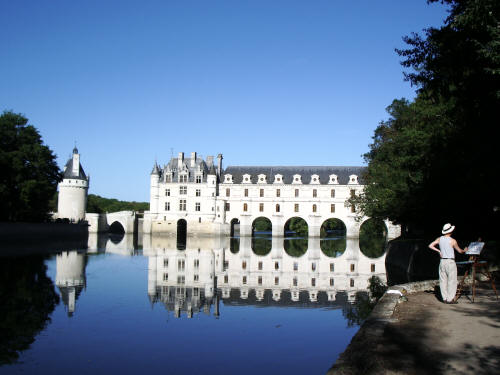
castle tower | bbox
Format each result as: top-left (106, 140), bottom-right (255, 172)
top-left (57, 147), bottom-right (89, 222)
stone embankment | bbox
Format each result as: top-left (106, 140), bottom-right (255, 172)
top-left (328, 276), bottom-right (500, 375)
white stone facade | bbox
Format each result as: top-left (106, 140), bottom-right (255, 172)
top-left (56, 147), bottom-right (89, 222)
top-left (145, 152), bottom-right (401, 238)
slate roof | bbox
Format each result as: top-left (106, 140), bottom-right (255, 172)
top-left (222, 166), bottom-right (366, 185)
top-left (159, 157), bottom-right (212, 183)
top-left (63, 157), bottom-right (87, 180)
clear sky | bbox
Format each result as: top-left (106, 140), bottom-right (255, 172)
top-left (1, 0), bottom-right (449, 202)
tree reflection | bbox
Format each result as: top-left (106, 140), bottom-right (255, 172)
top-left (0, 256), bottom-right (59, 365)
top-left (251, 236), bottom-right (272, 256)
top-left (230, 238), bottom-right (240, 254)
top-left (359, 219), bottom-right (388, 258)
top-left (284, 238), bottom-right (308, 257)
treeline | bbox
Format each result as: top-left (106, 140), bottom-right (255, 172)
top-left (350, 0), bottom-right (499, 238)
top-left (86, 194), bottom-right (149, 214)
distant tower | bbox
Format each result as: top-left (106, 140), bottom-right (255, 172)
top-left (57, 147), bottom-right (89, 222)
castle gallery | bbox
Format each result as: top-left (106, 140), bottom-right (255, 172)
top-left (144, 152), bottom-right (399, 238)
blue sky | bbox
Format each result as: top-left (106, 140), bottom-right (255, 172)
top-left (1, 0), bottom-right (449, 201)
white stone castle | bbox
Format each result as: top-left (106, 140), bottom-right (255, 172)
top-left (144, 152), bottom-right (400, 238)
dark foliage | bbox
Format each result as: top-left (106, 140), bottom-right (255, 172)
top-left (0, 111), bottom-right (61, 222)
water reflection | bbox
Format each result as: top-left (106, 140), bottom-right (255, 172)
top-left (144, 235), bottom-right (387, 319)
top-left (55, 251), bottom-right (87, 316)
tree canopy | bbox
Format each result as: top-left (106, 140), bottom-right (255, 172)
top-left (351, 0), bottom-right (500, 237)
top-left (86, 194), bottom-right (149, 213)
top-left (0, 111), bottom-right (61, 222)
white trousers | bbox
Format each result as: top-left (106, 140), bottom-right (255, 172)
top-left (439, 259), bottom-right (457, 302)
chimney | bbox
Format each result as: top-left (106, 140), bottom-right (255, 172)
top-left (206, 156), bottom-right (214, 167)
top-left (178, 152), bottom-right (184, 170)
top-left (217, 154), bottom-right (223, 177)
top-left (190, 152), bottom-right (197, 167)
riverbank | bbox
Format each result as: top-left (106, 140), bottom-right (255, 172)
top-left (328, 275), bottom-right (500, 374)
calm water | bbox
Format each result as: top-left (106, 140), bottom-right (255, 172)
top-left (0, 232), bottom-right (386, 375)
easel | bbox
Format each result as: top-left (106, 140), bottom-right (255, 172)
top-left (455, 242), bottom-right (498, 302)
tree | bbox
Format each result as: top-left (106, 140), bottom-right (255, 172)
top-left (351, 0), bottom-right (500, 237)
top-left (0, 111), bottom-right (61, 222)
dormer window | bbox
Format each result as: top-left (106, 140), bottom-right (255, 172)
top-left (273, 174), bottom-right (283, 184)
top-left (292, 174), bottom-right (302, 184)
top-left (328, 174), bottom-right (338, 184)
top-left (257, 174), bottom-right (267, 184)
top-left (348, 175), bottom-right (359, 185)
top-left (242, 174), bottom-right (252, 184)
top-left (224, 174), bottom-right (233, 183)
top-left (179, 174), bottom-right (188, 183)
top-left (310, 174), bottom-right (320, 184)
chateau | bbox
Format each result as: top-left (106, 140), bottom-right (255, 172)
top-left (144, 152), bottom-right (400, 238)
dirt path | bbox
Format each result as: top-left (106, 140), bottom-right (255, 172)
top-left (329, 282), bottom-right (500, 374)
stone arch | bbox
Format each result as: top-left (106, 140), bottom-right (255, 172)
top-left (284, 217), bottom-right (308, 238)
top-left (230, 218), bottom-right (240, 237)
top-left (109, 221), bottom-right (125, 234)
top-left (359, 218), bottom-right (388, 258)
top-left (252, 217), bottom-right (272, 236)
top-left (320, 218), bottom-right (347, 257)
top-left (176, 219), bottom-right (187, 250)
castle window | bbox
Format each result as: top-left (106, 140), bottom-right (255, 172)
top-left (350, 279), bottom-right (355, 287)
top-left (179, 186), bottom-right (187, 195)
top-left (350, 189), bottom-right (356, 197)
top-left (194, 274), bottom-right (199, 282)
top-left (177, 276), bottom-right (185, 284)
top-left (195, 202), bottom-right (200, 211)
top-left (194, 259), bottom-right (199, 268)
top-left (274, 277), bottom-right (279, 286)
top-left (330, 263), bottom-right (334, 272)
top-left (371, 264), bottom-right (376, 272)
top-left (331, 189), bottom-right (335, 198)
top-left (293, 277), bottom-right (298, 286)
top-left (260, 189), bottom-right (264, 197)
top-left (164, 259), bottom-right (169, 268)
top-left (196, 175), bottom-right (202, 183)
top-left (179, 175), bottom-right (187, 183)
top-left (163, 273), bottom-right (168, 281)
top-left (330, 278), bottom-right (334, 286)
top-left (276, 204), bottom-right (280, 213)
top-left (259, 203), bottom-right (264, 212)
top-left (165, 202), bottom-right (170, 211)
top-left (258, 276), bottom-right (262, 285)
top-left (242, 276), bottom-right (247, 285)
top-left (225, 202), bottom-right (230, 211)
top-left (166, 175), bottom-right (172, 183)
top-left (178, 259), bottom-right (185, 271)
top-left (313, 189), bottom-right (317, 198)
top-left (295, 189), bottom-right (299, 197)
top-left (311, 278), bottom-right (316, 287)
top-left (165, 189), bottom-right (170, 196)
top-left (179, 200), bottom-right (186, 211)
top-left (243, 203), bottom-right (248, 212)
top-left (196, 189), bottom-right (201, 197)
top-left (294, 203), bottom-right (299, 212)
top-left (312, 204), bottom-right (317, 213)
top-left (258, 261), bottom-right (263, 270)
top-left (226, 188), bottom-right (230, 197)
top-left (311, 262), bottom-right (316, 271)
top-left (331, 204), bottom-right (335, 213)
top-left (276, 189), bottom-right (280, 197)
top-left (275, 261), bottom-right (279, 270)
top-left (293, 262), bottom-right (298, 271)
top-left (244, 188), bottom-right (248, 197)
top-left (350, 264), bottom-right (355, 272)
top-left (242, 261), bottom-right (247, 270)
top-left (351, 205), bottom-right (356, 213)
top-left (224, 275), bottom-right (228, 283)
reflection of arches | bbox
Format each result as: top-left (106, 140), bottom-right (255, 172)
top-left (252, 217), bottom-right (272, 236)
top-left (251, 237), bottom-right (271, 256)
top-left (109, 221), bottom-right (125, 234)
top-left (176, 219), bottom-right (187, 250)
top-left (230, 218), bottom-right (240, 237)
top-left (284, 217), bottom-right (308, 237)
top-left (284, 238), bottom-right (308, 257)
top-left (359, 218), bottom-right (387, 258)
top-left (320, 218), bottom-right (347, 257)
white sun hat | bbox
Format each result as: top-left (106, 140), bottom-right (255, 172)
top-left (442, 223), bottom-right (455, 234)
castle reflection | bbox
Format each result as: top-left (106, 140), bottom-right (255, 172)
top-left (143, 235), bottom-right (386, 319)
top-left (54, 233), bottom-right (386, 318)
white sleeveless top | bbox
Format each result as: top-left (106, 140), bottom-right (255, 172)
top-left (439, 236), bottom-right (455, 259)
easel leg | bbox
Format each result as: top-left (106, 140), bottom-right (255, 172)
top-left (472, 265), bottom-right (477, 303)
top-left (454, 268), bottom-right (469, 302)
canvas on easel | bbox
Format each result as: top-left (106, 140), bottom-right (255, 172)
top-left (466, 242), bottom-right (484, 256)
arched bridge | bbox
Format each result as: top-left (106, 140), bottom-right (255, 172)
top-left (86, 211), bottom-right (139, 234)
